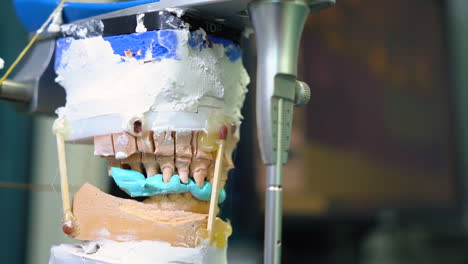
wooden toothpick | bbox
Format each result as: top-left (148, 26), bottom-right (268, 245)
top-left (207, 125), bottom-right (228, 243)
top-left (56, 133), bottom-right (78, 236)
top-left (56, 134), bottom-right (71, 215)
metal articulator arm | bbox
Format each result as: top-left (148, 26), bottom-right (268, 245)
top-left (0, 38), bottom-right (65, 114)
top-left (248, 0), bottom-right (334, 263)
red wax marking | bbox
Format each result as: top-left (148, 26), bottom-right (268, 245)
top-left (219, 125), bottom-right (228, 140)
top-left (62, 222), bottom-right (73, 235)
top-left (133, 120), bottom-right (142, 134)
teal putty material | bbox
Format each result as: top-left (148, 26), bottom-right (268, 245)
top-left (111, 167), bottom-right (226, 203)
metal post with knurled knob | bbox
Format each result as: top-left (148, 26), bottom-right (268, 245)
top-left (294, 80), bottom-right (311, 107)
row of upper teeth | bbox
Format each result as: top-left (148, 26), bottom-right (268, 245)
top-left (94, 130), bottom-right (228, 188)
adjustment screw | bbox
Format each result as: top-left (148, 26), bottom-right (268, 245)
top-left (294, 80), bottom-right (311, 107)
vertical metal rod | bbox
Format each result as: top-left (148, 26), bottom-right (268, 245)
top-left (265, 98), bottom-right (284, 264)
top-left (448, 0), bottom-right (468, 232)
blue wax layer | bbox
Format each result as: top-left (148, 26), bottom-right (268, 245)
top-left (189, 31), bottom-right (242, 61)
top-left (55, 30), bottom-right (242, 71)
top-left (111, 167), bottom-right (226, 203)
top-left (106, 30), bottom-right (179, 60)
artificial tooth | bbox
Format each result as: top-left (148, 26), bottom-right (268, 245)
top-left (193, 169), bottom-right (207, 188)
top-left (112, 132), bottom-right (138, 160)
top-left (107, 157), bottom-right (121, 177)
top-left (162, 167), bottom-right (173, 183)
top-left (179, 170), bottom-right (190, 184)
top-left (145, 163), bottom-right (159, 178)
top-left (142, 153), bottom-right (158, 177)
top-left (193, 132), bottom-right (214, 160)
top-left (136, 131), bottom-right (155, 153)
top-left (206, 153), bottom-right (230, 189)
top-left (175, 131), bottom-right (193, 184)
top-left (122, 153), bottom-right (142, 172)
top-left (178, 170), bottom-right (190, 182)
top-left (94, 134), bottom-right (114, 157)
top-left (190, 132), bottom-right (213, 188)
top-left (154, 131), bottom-right (175, 183)
top-left (137, 131), bottom-right (158, 177)
top-left (220, 152), bottom-right (235, 188)
top-left (153, 131), bottom-right (174, 156)
top-left (131, 163), bottom-right (143, 172)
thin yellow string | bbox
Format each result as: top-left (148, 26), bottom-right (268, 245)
top-left (0, 0), bottom-right (67, 85)
top-left (0, 181), bottom-right (79, 192)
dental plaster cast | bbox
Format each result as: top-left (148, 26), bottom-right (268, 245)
top-left (54, 29), bottom-right (249, 141)
top-left (49, 16), bottom-right (249, 264)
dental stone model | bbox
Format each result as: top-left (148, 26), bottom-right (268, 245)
top-left (49, 13), bottom-right (249, 264)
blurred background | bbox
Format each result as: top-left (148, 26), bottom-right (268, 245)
top-left (2, 0), bottom-right (468, 263)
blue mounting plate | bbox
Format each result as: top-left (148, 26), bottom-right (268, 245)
top-left (14, 0), bottom-right (160, 32)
